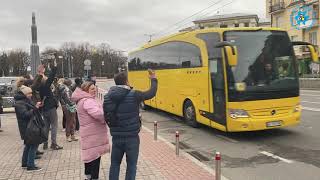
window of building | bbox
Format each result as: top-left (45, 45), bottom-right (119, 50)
top-left (244, 22), bottom-right (250, 27)
top-left (275, 16), bottom-right (282, 27)
top-left (234, 23), bottom-right (239, 27)
top-left (309, 32), bottom-right (317, 45)
top-left (220, 24), bottom-right (228, 28)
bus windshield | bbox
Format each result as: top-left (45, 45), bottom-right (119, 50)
top-left (224, 31), bottom-right (299, 95)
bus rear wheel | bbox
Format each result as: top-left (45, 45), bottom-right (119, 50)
top-left (183, 100), bottom-right (199, 128)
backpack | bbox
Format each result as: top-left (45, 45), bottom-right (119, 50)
top-left (24, 104), bottom-right (48, 145)
top-left (105, 90), bottom-right (130, 127)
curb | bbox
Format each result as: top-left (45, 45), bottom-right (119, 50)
top-left (142, 125), bottom-right (230, 180)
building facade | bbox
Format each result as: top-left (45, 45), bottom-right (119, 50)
top-left (268, 0), bottom-right (319, 55)
top-left (268, 0), bottom-right (320, 75)
top-left (193, 13), bottom-right (260, 29)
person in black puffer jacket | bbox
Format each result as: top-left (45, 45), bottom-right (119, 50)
top-left (14, 85), bottom-right (43, 172)
top-left (103, 70), bottom-right (157, 180)
top-left (33, 59), bottom-right (63, 150)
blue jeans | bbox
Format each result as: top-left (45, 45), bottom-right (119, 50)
top-left (22, 143), bottom-right (38, 168)
top-left (109, 136), bottom-right (140, 180)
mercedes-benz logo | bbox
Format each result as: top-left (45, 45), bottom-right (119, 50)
top-left (271, 110), bottom-right (276, 116)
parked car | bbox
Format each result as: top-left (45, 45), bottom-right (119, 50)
top-left (0, 77), bottom-right (17, 113)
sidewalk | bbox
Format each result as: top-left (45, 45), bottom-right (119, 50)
top-left (0, 110), bottom-right (216, 180)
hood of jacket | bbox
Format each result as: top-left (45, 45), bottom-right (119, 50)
top-left (107, 86), bottom-right (131, 103)
top-left (14, 91), bottom-right (28, 101)
top-left (71, 87), bottom-right (94, 103)
top-left (13, 91), bottom-right (33, 107)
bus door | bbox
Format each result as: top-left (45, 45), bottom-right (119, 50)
top-left (198, 33), bottom-right (227, 128)
top-left (210, 58), bottom-right (227, 126)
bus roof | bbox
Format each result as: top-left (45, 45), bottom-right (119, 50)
top-left (129, 27), bottom-right (284, 55)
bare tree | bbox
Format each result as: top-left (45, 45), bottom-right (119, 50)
top-left (6, 49), bottom-right (29, 76)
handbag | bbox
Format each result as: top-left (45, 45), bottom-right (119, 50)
top-left (24, 104), bottom-right (48, 145)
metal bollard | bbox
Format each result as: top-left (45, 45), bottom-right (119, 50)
top-left (215, 152), bottom-right (221, 180)
top-left (176, 131), bottom-right (179, 156)
top-left (154, 121), bottom-right (158, 141)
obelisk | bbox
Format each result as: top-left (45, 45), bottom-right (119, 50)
top-left (30, 12), bottom-right (40, 76)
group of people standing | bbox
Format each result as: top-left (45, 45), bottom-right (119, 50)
top-left (13, 57), bottom-right (158, 180)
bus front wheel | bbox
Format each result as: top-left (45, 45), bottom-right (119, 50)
top-left (183, 100), bottom-right (199, 128)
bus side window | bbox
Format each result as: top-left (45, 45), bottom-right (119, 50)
top-left (179, 42), bottom-right (202, 68)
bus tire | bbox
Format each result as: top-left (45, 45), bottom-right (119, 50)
top-left (140, 101), bottom-right (150, 110)
top-left (183, 100), bottom-right (199, 128)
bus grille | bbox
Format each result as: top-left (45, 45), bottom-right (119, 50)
top-left (249, 107), bottom-right (292, 119)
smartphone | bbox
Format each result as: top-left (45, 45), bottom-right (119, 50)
top-left (42, 96), bottom-right (47, 105)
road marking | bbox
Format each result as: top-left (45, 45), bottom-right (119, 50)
top-left (302, 107), bottom-right (320, 112)
top-left (301, 101), bottom-right (320, 104)
top-left (301, 90), bottom-right (320, 93)
top-left (301, 94), bottom-right (320, 97)
top-left (260, 151), bottom-right (294, 164)
top-left (216, 135), bottom-right (238, 143)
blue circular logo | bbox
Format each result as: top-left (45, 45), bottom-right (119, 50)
top-left (290, 5), bottom-right (315, 30)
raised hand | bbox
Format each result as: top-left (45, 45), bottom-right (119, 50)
top-left (148, 69), bottom-right (156, 79)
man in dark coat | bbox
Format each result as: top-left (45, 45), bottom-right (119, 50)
top-left (14, 85), bottom-right (43, 171)
top-left (34, 59), bottom-right (62, 150)
top-left (103, 70), bottom-right (157, 180)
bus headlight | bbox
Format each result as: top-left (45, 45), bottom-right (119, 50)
top-left (294, 104), bottom-right (301, 112)
top-left (229, 109), bottom-right (249, 119)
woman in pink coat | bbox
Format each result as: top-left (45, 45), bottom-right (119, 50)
top-left (71, 81), bottom-right (110, 180)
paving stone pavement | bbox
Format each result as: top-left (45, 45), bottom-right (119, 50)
top-left (0, 109), bottom-right (215, 180)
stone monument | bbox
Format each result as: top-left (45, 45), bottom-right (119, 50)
top-left (30, 12), bottom-right (40, 76)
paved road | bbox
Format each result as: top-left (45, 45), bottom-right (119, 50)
top-left (98, 80), bottom-right (319, 180)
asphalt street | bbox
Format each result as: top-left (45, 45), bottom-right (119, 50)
top-left (94, 81), bottom-right (320, 180)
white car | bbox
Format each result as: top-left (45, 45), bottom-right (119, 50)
top-left (0, 77), bottom-right (18, 113)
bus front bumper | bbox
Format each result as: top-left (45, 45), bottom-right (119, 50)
top-left (226, 112), bottom-right (301, 132)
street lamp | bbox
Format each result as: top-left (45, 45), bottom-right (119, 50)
top-left (58, 55), bottom-right (63, 77)
top-left (101, 61), bottom-right (104, 77)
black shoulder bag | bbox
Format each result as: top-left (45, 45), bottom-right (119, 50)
top-left (25, 104), bottom-right (48, 145)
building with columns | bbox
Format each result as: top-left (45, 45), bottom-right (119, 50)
top-left (193, 13), bottom-right (260, 28)
top-left (179, 13), bottom-right (270, 32)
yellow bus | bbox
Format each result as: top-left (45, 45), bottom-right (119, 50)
top-left (128, 27), bottom-right (319, 132)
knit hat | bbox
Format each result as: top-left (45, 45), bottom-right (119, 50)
top-left (20, 85), bottom-right (32, 95)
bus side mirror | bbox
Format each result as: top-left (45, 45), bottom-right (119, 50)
top-left (215, 41), bottom-right (238, 66)
top-left (225, 46), bottom-right (238, 66)
top-left (307, 45), bottom-right (319, 63)
top-left (292, 41), bottom-right (319, 63)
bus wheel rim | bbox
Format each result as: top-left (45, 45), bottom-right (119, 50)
top-left (186, 106), bottom-right (194, 120)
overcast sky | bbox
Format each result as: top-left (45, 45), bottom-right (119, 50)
top-left (0, 0), bottom-right (266, 53)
